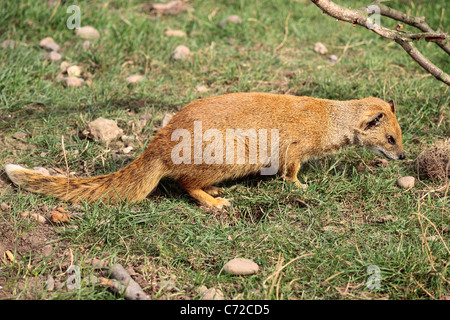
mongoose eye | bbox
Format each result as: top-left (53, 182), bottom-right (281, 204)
top-left (386, 135), bottom-right (395, 145)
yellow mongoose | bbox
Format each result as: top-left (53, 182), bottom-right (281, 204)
top-left (5, 93), bottom-right (405, 209)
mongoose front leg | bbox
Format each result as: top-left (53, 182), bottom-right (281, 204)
top-left (184, 187), bottom-right (231, 209)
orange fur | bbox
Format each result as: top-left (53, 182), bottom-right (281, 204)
top-left (5, 93), bottom-right (405, 208)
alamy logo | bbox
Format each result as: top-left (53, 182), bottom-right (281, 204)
top-left (366, 265), bottom-right (381, 290)
top-left (170, 121), bottom-right (280, 175)
top-left (66, 5), bottom-right (81, 30)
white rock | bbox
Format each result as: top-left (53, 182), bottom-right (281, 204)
top-left (1, 40), bottom-right (15, 49)
top-left (397, 176), bottom-right (415, 189)
top-left (85, 117), bottom-right (123, 143)
top-left (125, 74), bottom-right (144, 83)
top-left (63, 76), bottom-right (84, 87)
top-left (171, 45), bottom-right (190, 60)
top-left (42, 41), bottom-right (60, 52)
top-left (67, 65), bottom-right (82, 77)
top-left (164, 29), bottom-right (186, 37)
top-left (223, 258), bottom-right (259, 275)
top-left (329, 54), bottom-right (338, 63)
top-left (219, 15), bottom-right (242, 27)
top-left (43, 51), bottom-right (62, 62)
top-left (82, 40), bottom-right (91, 50)
top-left (60, 61), bottom-right (70, 72)
top-left (198, 286), bottom-right (224, 300)
top-left (40, 37), bottom-right (55, 47)
top-left (195, 85), bottom-right (209, 92)
top-left (314, 42), bottom-right (328, 55)
top-left (122, 146), bottom-right (133, 154)
top-left (75, 26), bottom-right (100, 40)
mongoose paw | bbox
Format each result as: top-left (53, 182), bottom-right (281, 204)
top-left (294, 181), bottom-right (308, 190)
top-left (213, 197), bottom-right (231, 209)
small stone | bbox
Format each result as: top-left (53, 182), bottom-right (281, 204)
top-left (223, 258), bottom-right (259, 275)
top-left (122, 146), bottom-right (133, 154)
top-left (43, 51), bottom-right (62, 62)
top-left (75, 26), bottom-right (100, 40)
top-left (30, 213), bottom-right (46, 223)
top-left (199, 286), bottom-right (224, 300)
top-left (314, 42), bottom-right (328, 55)
top-left (164, 29), bottom-right (186, 37)
top-left (329, 54), bottom-right (338, 63)
top-left (82, 40), bottom-right (91, 50)
top-left (39, 37), bottom-right (55, 48)
top-left (63, 77), bottom-right (84, 87)
top-left (219, 15), bottom-right (242, 27)
top-left (1, 40), bottom-right (15, 49)
top-left (171, 45), bottom-right (190, 60)
top-left (42, 41), bottom-right (60, 52)
top-left (12, 131), bottom-right (27, 139)
top-left (125, 74), bottom-right (144, 83)
top-left (397, 176), bottom-right (415, 189)
top-left (67, 65), bottom-right (82, 77)
top-left (121, 135), bottom-right (137, 146)
top-left (150, 1), bottom-right (186, 15)
top-left (60, 61), bottom-right (70, 72)
top-left (85, 117), bottom-right (124, 143)
top-left (46, 275), bottom-right (55, 291)
top-left (1, 202), bottom-right (9, 211)
top-left (195, 85), bottom-right (209, 92)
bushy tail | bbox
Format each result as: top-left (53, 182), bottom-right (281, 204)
top-left (5, 154), bottom-right (167, 203)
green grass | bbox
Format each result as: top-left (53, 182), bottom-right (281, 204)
top-left (0, 0), bottom-right (449, 300)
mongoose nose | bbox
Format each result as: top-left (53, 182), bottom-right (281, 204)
top-left (398, 152), bottom-right (405, 160)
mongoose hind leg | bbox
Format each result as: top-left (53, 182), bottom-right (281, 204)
top-left (184, 187), bottom-right (231, 209)
top-left (281, 158), bottom-right (307, 190)
top-left (203, 185), bottom-right (223, 196)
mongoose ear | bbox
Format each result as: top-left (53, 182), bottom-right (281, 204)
top-left (388, 100), bottom-right (395, 114)
top-left (363, 112), bottom-right (384, 131)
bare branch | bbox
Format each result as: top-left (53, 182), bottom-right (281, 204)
top-left (310, 0), bottom-right (450, 86)
top-left (365, 1), bottom-right (450, 54)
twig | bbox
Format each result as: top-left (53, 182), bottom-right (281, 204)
top-left (310, 0), bottom-right (450, 86)
top-left (275, 12), bottom-right (292, 52)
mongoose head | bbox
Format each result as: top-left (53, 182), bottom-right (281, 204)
top-left (355, 98), bottom-right (405, 160)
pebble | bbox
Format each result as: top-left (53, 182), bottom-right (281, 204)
top-left (67, 65), bottom-right (82, 77)
top-left (1, 202), bottom-right (9, 211)
top-left (84, 117), bottom-right (124, 143)
top-left (75, 26), bottom-right (100, 40)
top-left (63, 76), bottom-right (84, 87)
top-left (122, 146), bottom-right (133, 154)
top-left (60, 61), bottom-right (70, 72)
top-left (397, 176), bottom-right (415, 189)
top-left (198, 285), bottom-right (225, 300)
top-left (223, 258), bottom-right (259, 275)
top-left (195, 85), bottom-right (209, 92)
top-left (125, 74), bottom-right (144, 83)
top-left (43, 51), bottom-right (62, 62)
top-left (1, 40), bottom-right (15, 49)
top-left (171, 45), bottom-right (190, 60)
top-left (164, 29), bottom-right (186, 37)
top-left (219, 15), bottom-right (242, 27)
top-left (329, 54), bottom-right (338, 63)
top-left (314, 42), bottom-right (328, 55)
